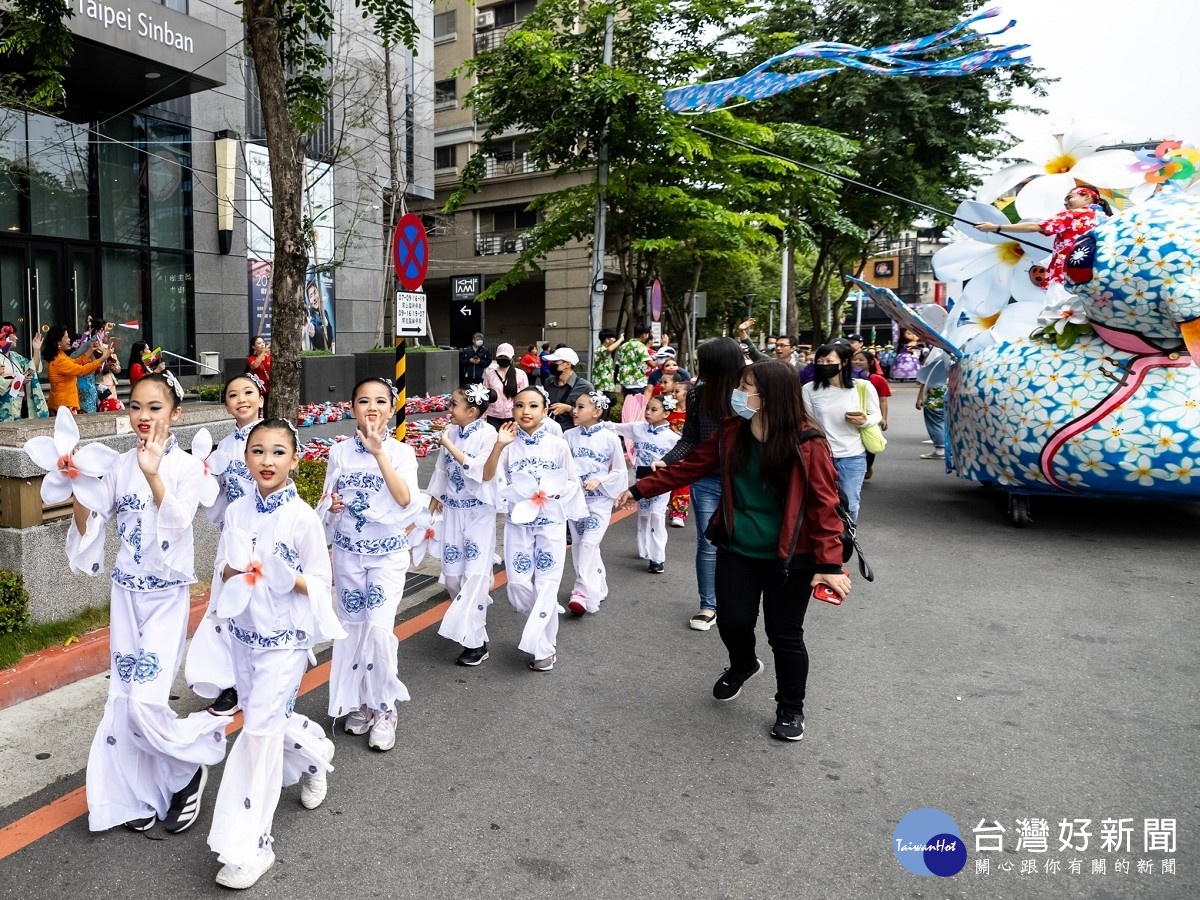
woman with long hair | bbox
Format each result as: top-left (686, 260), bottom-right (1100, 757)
top-left (654, 336), bottom-right (744, 631)
top-left (802, 341), bottom-right (880, 522)
top-left (483, 342), bottom-right (527, 429)
top-left (619, 360), bottom-right (849, 741)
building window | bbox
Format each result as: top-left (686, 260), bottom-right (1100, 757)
top-left (433, 11), bottom-right (456, 41)
top-left (434, 145), bottom-right (457, 170)
top-left (434, 79), bottom-right (457, 109)
top-left (493, 0), bottom-right (537, 26)
top-left (476, 204), bottom-right (536, 255)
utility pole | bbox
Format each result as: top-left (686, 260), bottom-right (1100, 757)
top-left (587, 12), bottom-right (614, 381)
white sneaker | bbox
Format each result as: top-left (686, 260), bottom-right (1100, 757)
top-left (344, 705), bottom-right (373, 735)
top-left (299, 738), bottom-right (335, 809)
top-left (920, 449), bottom-right (945, 459)
top-left (669, 516), bottom-right (686, 528)
top-left (368, 710), bottom-right (397, 752)
top-left (215, 847), bottom-right (276, 890)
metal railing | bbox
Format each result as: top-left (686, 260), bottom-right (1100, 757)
top-left (474, 23), bottom-right (517, 54)
top-left (475, 229), bottom-right (533, 256)
top-left (484, 152), bottom-right (539, 178)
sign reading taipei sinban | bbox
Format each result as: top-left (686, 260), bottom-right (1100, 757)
top-left (393, 213), bottom-right (429, 292)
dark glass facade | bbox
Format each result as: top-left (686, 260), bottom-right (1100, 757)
top-left (0, 107), bottom-right (194, 365)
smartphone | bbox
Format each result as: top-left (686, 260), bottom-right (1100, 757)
top-left (812, 582), bottom-right (843, 605)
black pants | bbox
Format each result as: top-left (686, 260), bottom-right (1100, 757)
top-left (714, 549), bottom-right (812, 715)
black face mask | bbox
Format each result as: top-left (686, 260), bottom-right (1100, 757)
top-left (495, 357), bottom-right (511, 367)
top-left (814, 363), bottom-right (841, 381)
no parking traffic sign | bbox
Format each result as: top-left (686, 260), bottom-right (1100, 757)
top-left (392, 213), bottom-right (429, 292)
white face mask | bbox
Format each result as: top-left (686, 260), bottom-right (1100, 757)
top-left (474, 340), bottom-right (483, 348)
top-left (730, 388), bottom-right (757, 420)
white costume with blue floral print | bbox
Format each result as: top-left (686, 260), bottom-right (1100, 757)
top-left (320, 433), bottom-right (421, 719)
top-left (66, 439), bottom-right (228, 831)
top-left (207, 483), bottom-right (344, 869)
top-left (186, 419), bottom-right (261, 699)
top-left (565, 424), bottom-right (628, 611)
top-left (496, 423), bottom-right (587, 659)
top-left (604, 421), bottom-right (680, 564)
top-left (427, 418), bottom-right (500, 649)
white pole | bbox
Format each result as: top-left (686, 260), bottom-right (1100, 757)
top-left (779, 237), bottom-right (789, 337)
top-left (854, 289), bottom-right (864, 335)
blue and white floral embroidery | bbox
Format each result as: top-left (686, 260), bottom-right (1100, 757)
top-left (284, 686), bottom-right (298, 718)
top-left (333, 532), bottom-right (407, 555)
top-left (116, 494), bottom-right (146, 514)
top-left (512, 551), bottom-right (532, 574)
top-left (255, 483), bottom-right (296, 514)
top-left (534, 549), bottom-right (555, 572)
top-left (341, 588), bottom-right (366, 614)
top-left (346, 492), bottom-right (370, 532)
top-left (443, 544), bottom-right (461, 564)
top-left (111, 567), bottom-right (184, 592)
top-left (113, 649), bottom-right (161, 683)
top-left (464, 540), bottom-right (480, 561)
top-left (229, 622), bottom-right (297, 648)
top-left (367, 583), bottom-right (386, 608)
top-left (118, 520), bottom-right (144, 564)
top-left (273, 541), bottom-right (301, 569)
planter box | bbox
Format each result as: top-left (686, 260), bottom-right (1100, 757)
top-left (404, 349), bottom-right (457, 397)
top-left (300, 355), bottom-right (356, 404)
top-left (354, 351), bottom-right (397, 385)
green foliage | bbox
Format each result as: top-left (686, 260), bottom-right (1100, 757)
top-left (294, 459), bottom-right (327, 508)
top-left (301, 349), bottom-right (334, 357)
top-left (0, 604), bottom-right (111, 671)
top-left (0, 0), bottom-right (75, 110)
top-left (186, 384), bottom-right (224, 401)
top-left (0, 570), bottom-right (29, 635)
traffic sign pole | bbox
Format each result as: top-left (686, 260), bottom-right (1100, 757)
top-left (394, 337), bottom-right (406, 440)
top-left (391, 213), bottom-right (427, 441)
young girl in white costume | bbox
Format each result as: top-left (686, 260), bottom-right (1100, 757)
top-left (564, 391), bottom-right (628, 615)
top-left (206, 419), bottom-right (346, 890)
top-left (66, 373), bottom-right (227, 834)
top-left (429, 384), bottom-right (500, 666)
top-left (186, 372), bottom-right (265, 717)
top-left (320, 377), bottom-right (421, 751)
top-left (482, 386), bottom-right (587, 671)
top-left (604, 394), bottom-right (680, 573)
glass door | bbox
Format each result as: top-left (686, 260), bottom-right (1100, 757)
top-left (30, 244), bottom-right (63, 338)
top-left (0, 245), bottom-right (28, 348)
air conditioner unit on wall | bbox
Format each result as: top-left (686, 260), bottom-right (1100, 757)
top-left (476, 10), bottom-right (495, 29)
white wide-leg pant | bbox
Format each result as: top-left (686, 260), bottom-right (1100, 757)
top-left (327, 549), bottom-right (411, 719)
top-left (184, 589), bottom-right (236, 700)
top-left (503, 522), bottom-right (566, 660)
top-left (437, 504), bottom-right (497, 649)
top-left (208, 643), bottom-right (329, 868)
top-left (637, 494), bottom-right (669, 563)
top-left (87, 585), bottom-right (229, 831)
top-left (569, 498), bottom-right (613, 612)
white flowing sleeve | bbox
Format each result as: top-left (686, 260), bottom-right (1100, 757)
top-left (602, 421), bottom-right (638, 440)
top-left (140, 453), bottom-right (202, 579)
top-left (425, 451), bottom-right (448, 500)
top-left (596, 433), bottom-right (630, 499)
top-left (205, 464), bottom-right (233, 526)
top-left (362, 440), bottom-right (423, 529)
top-left (294, 508), bottom-right (346, 644)
top-left (462, 428), bottom-right (499, 506)
top-left (317, 447), bottom-right (340, 542)
top-left (65, 468), bottom-right (117, 577)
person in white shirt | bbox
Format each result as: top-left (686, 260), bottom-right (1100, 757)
top-left (801, 342), bottom-right (880, 521)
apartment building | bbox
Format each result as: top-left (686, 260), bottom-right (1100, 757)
top-left (418, 0), bottom-right (619, 357)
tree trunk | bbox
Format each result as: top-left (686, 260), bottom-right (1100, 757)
top-left (245, 3), bottom-right (309, 421)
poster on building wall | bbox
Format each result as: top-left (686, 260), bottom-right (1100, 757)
top-left (303, 267), bottom-right (336, 352)
top-left (248, 258), bottom-right (273, 342)
top-left (245, 144), bottom-right (336, 347)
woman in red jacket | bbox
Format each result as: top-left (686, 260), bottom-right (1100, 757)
top-left (618, 360), bottom-right (849, 742)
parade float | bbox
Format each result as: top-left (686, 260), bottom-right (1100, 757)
top-left (851, 128), bottom-right (1200, 525)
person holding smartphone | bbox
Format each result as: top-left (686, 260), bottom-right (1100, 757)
top-left (617, 360), bottom-right (849, 742)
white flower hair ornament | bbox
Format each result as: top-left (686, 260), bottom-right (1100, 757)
top-left (533, 385), bottom-right (551, 406)
top-left (246, 372), bottom-right (266, 394)
top-left (163, 369), bottom-right (184, 401)
top-left (501, 468), bottom-right (570, 524)
top-left (465, 383), bottom-right (491, 407)
top-left (378, 377), bottom-right (400, 403)
top-left (660, 395), bottom-right (679, 412)
top-left (588, 391), bottom-right (611, 410)
top-left (23, 407), bottom-right (120, 509)
top-left (191, 427), bottom-right (226, 508)
top-left (405, 505), bottom-right (443, 566)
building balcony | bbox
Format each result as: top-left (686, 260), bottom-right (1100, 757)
top-left (476, 229), bottom-right (533, 256)
top-left (475, 24), bottom-right (517, 54)
top-left (484, 153), bottom-right (539, 178)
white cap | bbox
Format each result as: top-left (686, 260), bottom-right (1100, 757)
top-left (496, 343), bottom-right (515, 358)
top-left (544, 347), bottom-right (579, 365)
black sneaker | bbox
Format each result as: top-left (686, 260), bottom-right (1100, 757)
top-left (124, 814), bottom-right (157, 832)
top-left (207, 687), bottom-right (240, 716)
top-left (456, 643), bottom-right (489, 666)
top-left (712, 659), bottom-right (764, 702)
top-left (772, 709), bottom-right (805, 742)
top-left (161, 765), bottom-right (208, 834)
top-left (647, 561), bottom-right (665, 574)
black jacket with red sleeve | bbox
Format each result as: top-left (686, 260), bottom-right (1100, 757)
top-left (628, 418), bottom-right (845, 574)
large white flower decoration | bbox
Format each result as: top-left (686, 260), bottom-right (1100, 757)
top-left (501, 469), bottom-right (570, 525)
top-left (943, 298), bottom-right (1042, 353)
top-left (23, 407), bottom-right (120, 509)
top-left (933, 200), bottom-right (1053, 314)
top-left (191, 427), bottom-right (225, 508)
top-left (406, 506), bottom-right (443, 567)
top-left (215, 526), bottom-right (296, 618)
top-left (975, 121), bottom-right (1143, 219)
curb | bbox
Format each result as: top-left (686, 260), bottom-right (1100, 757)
top-left (0, 595), bottom-right (210, 712)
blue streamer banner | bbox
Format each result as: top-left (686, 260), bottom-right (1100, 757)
top-left (664, 8), bottom-right (1030, 113)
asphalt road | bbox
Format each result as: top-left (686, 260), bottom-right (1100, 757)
top-left (1, 387), bottom-right (1196, 899)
